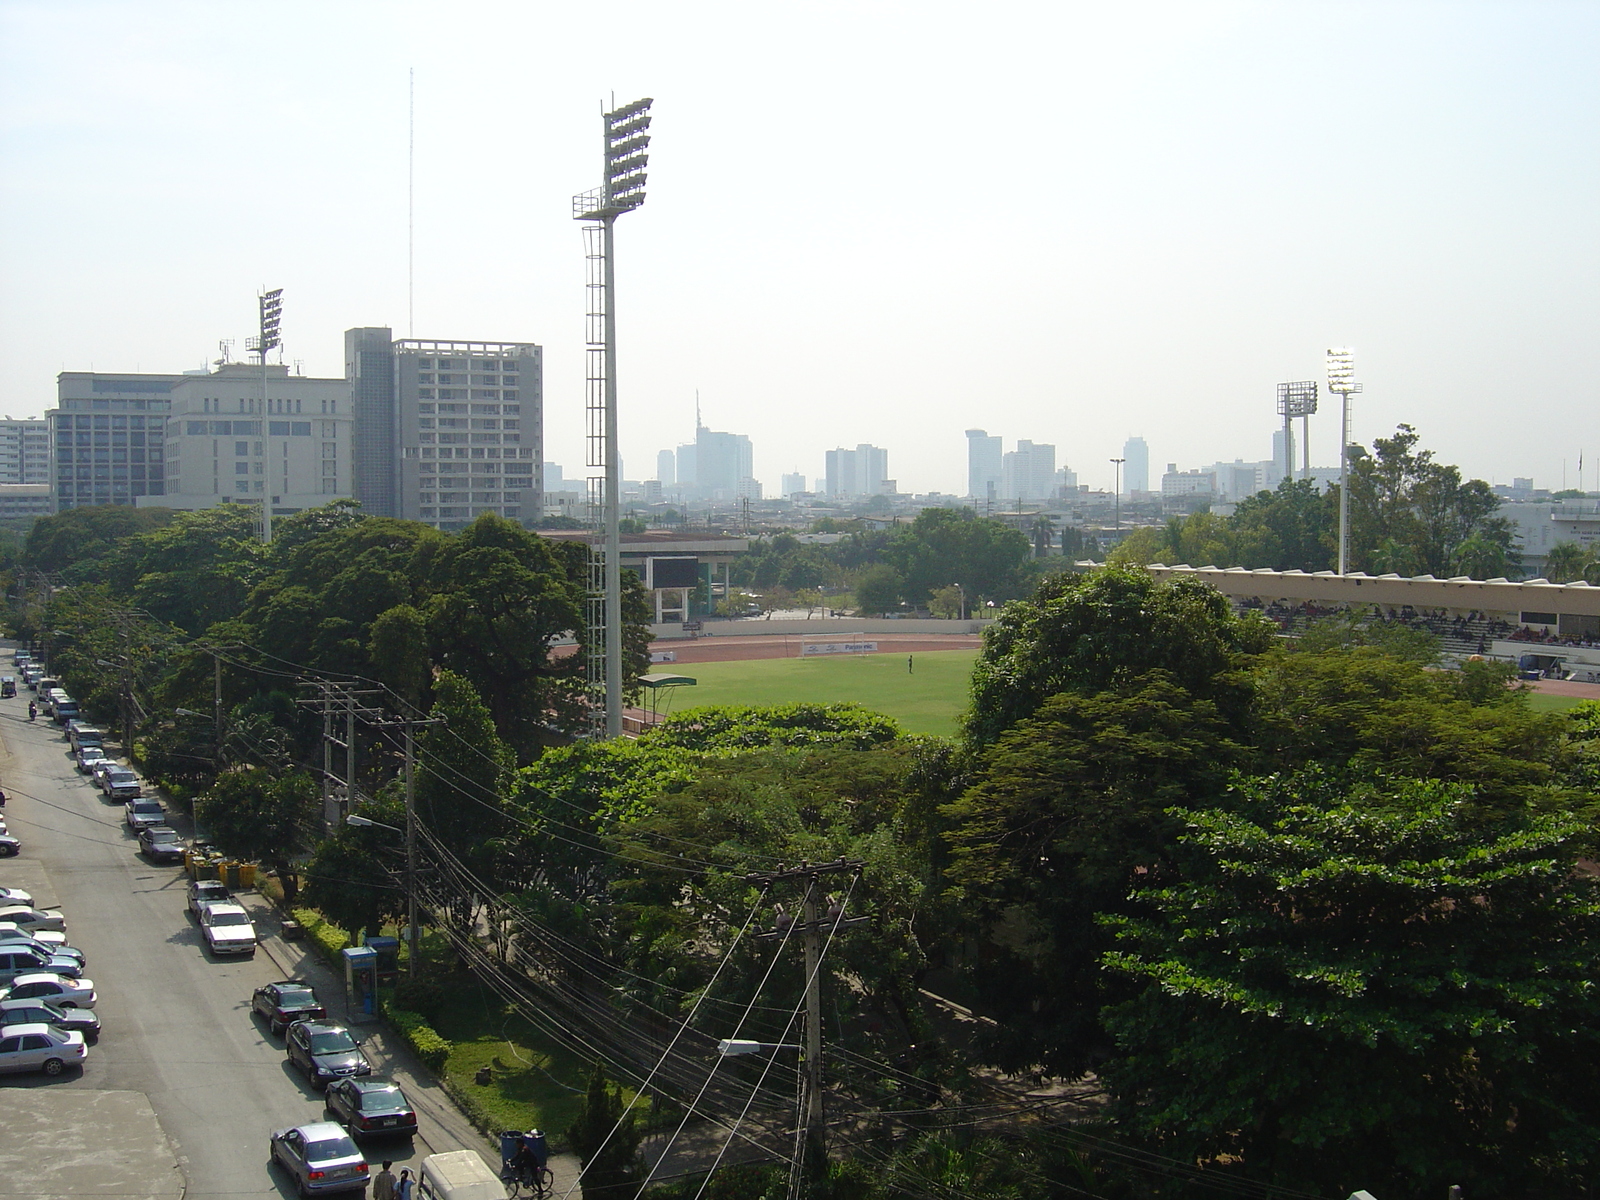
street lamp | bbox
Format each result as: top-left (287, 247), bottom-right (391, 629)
top-left (950, 582), bottom-right (966, 622)
top-left (345, 812), bottom-right (418, 979)
top-left (1327, 348), bottom-right (1363, 574)
top-left (246, 288), bottom-right (284, 545)
top-left (573, 98), bottom-right (653, 740)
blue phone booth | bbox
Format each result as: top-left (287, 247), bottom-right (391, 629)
top-left (341, 946), bottom-right (379, 1022)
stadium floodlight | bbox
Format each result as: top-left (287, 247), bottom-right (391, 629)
top-left (1327, 348), bottom-right (1364, 574)
top-left (1276, 381), bottom-right (1318, 482)
top-left (574, 100), bottom-right (655, 739)
top-left (253, 288), bottom-right (284, 546)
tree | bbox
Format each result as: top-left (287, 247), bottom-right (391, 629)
top-left (303, 796), bottom-right (409, 937)
top-left (196, 768), bottom-right (320, 904)
top-left (566, 1061), bottom-right (643, 1199)
top-left (110, 504), bottom-right (268, 633)
top-left (367, 604), bottom-right (431, 708)
top-left (22, 504), bottom-right (175, 578)
top-left (964, 565), bottom-right (1275, 748)
top-left (853, 564), bottom-right (903, 616)
top-left (882, 508), bottom-right (1033, 605)
top-left (1099, 770), bottom-right (1600, 1195)
top-left (1542, 540), bottom-right (1593, 584)
top-left (1227, 477), bottom-right (1334, 572)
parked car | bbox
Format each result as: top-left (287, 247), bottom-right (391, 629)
top-left (0, 906), bottom-right (65, 934)
top-left (90, 760), bottom-right (119, 789)
top-left (0, 887), bottom-right (33, 907)
top-left (285, 1020), bottom-right (372, 1088)
top-left (252, 979), bottom-right (327, 1035)
top-left (324, 1077), bottom-right (418, 1139)
top-left (66, 722), bottom-right (104, 754)
top-left (0, 1022), bottom-right (86, 1076)
top-left (0, 932), bottom-right (84, 969)
top-left (0, 835), bottom-right (20, 858)
top-left (0, 946), bottom-right (84, 983)
top-left (0, 973), bottom-right (98, 1009)
top-left (0, 922), bottom-right (68, 951)
top-left (0, 996), bottom-right (100, 1041)
top-left (101, 768), bottom-right (142, 801)
top-left (187, 879), bottom-right (233, 917)
top-left (1, 677), bottom-right (15, 700)
top-left (52, 697), bottom-right (80, 725)
top-left (197, 902), bottom-right (256, 957)
top-left (268, 1122), bottom-right (369, 1195)
top-left (138, 826), bottom-right (185, 863)
top-left (124, 799), bottom-right (165, 829)
top-left (75, 747), bottom-right (111, 775)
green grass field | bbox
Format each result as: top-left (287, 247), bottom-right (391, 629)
top-left (1526, 691), bottom-right (1594, 714)
top-left (654, 649), bottom-right (979, 737)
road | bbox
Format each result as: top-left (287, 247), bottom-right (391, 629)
top-left (0, 670), bottom-right (496, 1198)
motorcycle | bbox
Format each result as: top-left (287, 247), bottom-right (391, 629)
top-left (27, 703), bottom-right (36, 721)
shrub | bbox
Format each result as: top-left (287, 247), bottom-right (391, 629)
top-left (391, 976), bottom-right (446, 1024)
top-left (387, 1006), bottom-right (450, 1072)
top-left (290, 907), bottom-right (351, 964)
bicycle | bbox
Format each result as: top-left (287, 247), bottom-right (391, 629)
top-left (501, 1161), bottom-right (554, 1199)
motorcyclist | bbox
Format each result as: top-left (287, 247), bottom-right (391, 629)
top-left (26, 702), bottom-right (36, 721)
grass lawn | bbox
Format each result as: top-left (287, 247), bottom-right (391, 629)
top-left (1526, 691), bottom-right (1594, 714)
top-left (656, 649), bottom-right (978, 737)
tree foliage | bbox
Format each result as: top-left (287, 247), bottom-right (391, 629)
top-left (195, 767), bottom-right (320, 904)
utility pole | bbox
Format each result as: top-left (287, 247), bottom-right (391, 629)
top-left (364, 711), bottom-right (443, 978)
top-left (1109, 457), bottom-right (1125, 535)
top-left (747, 859), bottom-right (868, 1196)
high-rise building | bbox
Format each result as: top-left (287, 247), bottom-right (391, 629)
top-left (151, 362), bottom-right (351, 515)
top-left (780, 472), bottom-right (807, 497)
top-left (694, 426), bottom-right (753, 499)
top-left (344, 329), bottom-right (543, 532)
top-left (0, 419), bottom-right (50, 486)
top-left (50, 372), bottom-right (181, 511)
top-left (1123, 436), bottom-right (1149, 495)
top-left (824, 444), bottom-right (890, 499)
top-left (1002, 439), bottom-right (1056, 502)
top-left (965, 429), bottom-right (1002, 500)
top-left (655, 448), bottom-right (675, 487)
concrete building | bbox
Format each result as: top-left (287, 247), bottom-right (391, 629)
top-left (1162, 462), bottom-right (1217, 507)
top-left (966, 429), bottom-right (1002, 500)
top-left (1002, 439), bottom-right (1056, 502)
top-left (655, 449), bottom-right (675, 488)
top-left (0, 484), bottom-right (51, 521)
top-left (344, 328), bottom-right (543, 532)
top-left (0, 419), bottom-right (50, 486)
top-left (50, 372), bottom-right (182, 511)
top-left (1123, 436), bottom-right (1149, 495)
top-left (780, 472), bottom-right (807, 497)
top-left (148, 362), bottom-right (351, 516)
top-left (693, 427), bottom-right (753, 499)
top-left (825, 444), bottom-right (890, 499)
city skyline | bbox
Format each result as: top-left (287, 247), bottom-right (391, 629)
top-left (1, 3), bottom-right (1595, 498)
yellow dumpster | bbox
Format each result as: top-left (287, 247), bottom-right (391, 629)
top-left (237, 863), bottom-right (257, 889)
top-left (220, 862), bottom-right (242, 889)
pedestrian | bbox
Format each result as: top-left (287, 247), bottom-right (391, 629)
top-left (372, 1160), bottom-right (397, 1200)
top-left (395, 1167), bottom-right (415, 1200)
top-left (907, 654), bottom-right (913, 674)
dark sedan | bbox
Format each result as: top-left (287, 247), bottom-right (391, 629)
top-left (0, 997), bottom-right (100, 1041)
top-left (324, 1077), bottom-right (417, 1139)
top-left (252, 979), bottom-right (327, 1036)
top-left (285, 1019), bottom-right (372, 1089)
top-left (137, 825), bottom-right (185, 863)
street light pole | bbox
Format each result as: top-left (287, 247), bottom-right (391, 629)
top-left (1327, 349), bottom-right (1363, 575)
top-left (346, 809), bottom-right (415, 979)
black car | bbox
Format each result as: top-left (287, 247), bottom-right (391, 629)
top-left (0, 997), bottom-right (100, 1041)
top-left (0, 835), bottom-right (18, 858)
top-left (324, 1077), bottom-right (418, 1138)
top-left (137, 825), bottom-right (184, 863)
top-left (187, 879), bottom-right (233, 917)
top-left (285, 1019), bottom-right (372, 1089)
top-left (252, 979), bottom-right (327, 1036)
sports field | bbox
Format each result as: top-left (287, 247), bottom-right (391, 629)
top-left (649, 648), bottom-right (980, 737)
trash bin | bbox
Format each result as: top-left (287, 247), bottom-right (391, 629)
top-left (236, 863), bottom-right (257, 889)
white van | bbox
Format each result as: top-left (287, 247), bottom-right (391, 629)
top-left (417, 1150), bottom-right (505, 1200)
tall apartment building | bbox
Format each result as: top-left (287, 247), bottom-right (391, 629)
top-left (965, 429), bottom-right (1002, 500)
top-left (825, 444), bottom-right (890, 499)
top-left (345, 329), bottom-right (543, 532)
top-left (1123, 436), bottom-right (1149, 495)
top-left (693, 426), bottom-right (754, 499)
top-left (50, 372), bottom-right (182, 511)
top-left (151, 363), bottom-right (351, 514)
top-left (1002, 439), bottom-right (1056, 502)
top-left (0, 419), bottom-right (50, 485)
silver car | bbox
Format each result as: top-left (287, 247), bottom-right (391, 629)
top-left (0, 973), bottom-right (98, 1009)
top-left (0, 906), bottom-right (66, 934)
top-left (124, 799), bottom-right (166, 829)
top-left (0, 887), bottom-right (32, 907)
top-left (0, 1022), bottom-right (86, 1076)
top-left (268, 1121), bottom-right (370, 1195)
top-left (0, 946), bottom-right (83, 983)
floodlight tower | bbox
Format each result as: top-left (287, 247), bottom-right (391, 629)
top-left (247, 288), bottom-right (284, 544)
top-left (1275, 381), bottom-right (1318, 484)
top-left (573, 98), bottom-right (653, 739)
top-left (1327, 348), bottom-right (1363, 574)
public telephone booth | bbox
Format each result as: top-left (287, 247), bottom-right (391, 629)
top-left (362, 935), bottom-right (401, 984)
top-left (341, 946), bottom-right (379, 1023)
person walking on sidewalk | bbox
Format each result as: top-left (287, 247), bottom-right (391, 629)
top-left (372, 1161), bottom-right (397, 1200)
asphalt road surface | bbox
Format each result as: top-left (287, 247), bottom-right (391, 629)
top-left (0, 677), bottom-right (489, 1198)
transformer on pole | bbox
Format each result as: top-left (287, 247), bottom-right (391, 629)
top-left (573, 99), bottom-right (653, 739)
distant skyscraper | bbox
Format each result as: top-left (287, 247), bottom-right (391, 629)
top-left (825, 444), bottom-right (890, 498)
top-left (1002, 439), bottom-right (1056, 502)
top-left (1123, 436), bottom-right (1149, 495)
top-left (695, 426), bottom-right (753, 498)
top-left (966, 429), bottom-right (1002, 500)
top-left (781, 472), bottom-right (807, 496)
top-left (655, 448), bottom-right (675, 487)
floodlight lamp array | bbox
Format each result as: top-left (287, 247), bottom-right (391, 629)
top-left (603, 98), bottom-right (653, 212)
top-left (1276, 380), bottom-right (1319, 417)
top-left (258, 288), bottom-right (284, 353)
top-left (1326, 347), bottom-right (1361, 394)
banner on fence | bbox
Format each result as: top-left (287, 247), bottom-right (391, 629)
top-left (801, 641), bottom-right (877, 657)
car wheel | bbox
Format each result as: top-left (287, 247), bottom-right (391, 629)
top-left (58, 1001), bottom-right (77, 1009)
top-left (42, 1057), bottom-right (64, 1076)
top-left (0, 845), bottom-right (15, 857)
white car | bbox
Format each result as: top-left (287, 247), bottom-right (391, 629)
top-left (0, 907), bottom-right (65, 934)
top-left (0, 973), bottom-right (98, 1009)
top-left (198, 902), bottom-right (257, 957)
top-left (0, 1022), bottom-right (86, 1076)
top-left (0, 888), bottom-right (33, 907)
top-left (124, 799), bottom-right (166, 829)
top-left (0, 922), bottom-right (67, 950)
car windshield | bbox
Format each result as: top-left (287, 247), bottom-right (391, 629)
top-left (210, 912), bottom-right (251, 926)
top-left (109, 771), bottom-right (135, 782)
top-left (310, 1031), bottom-right (357, 1054)
top-left (305, 1136), bottom-right (358, 1161)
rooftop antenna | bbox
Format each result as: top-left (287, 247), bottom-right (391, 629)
top-left (696, 389), bottom-right (702, 432)
top-left (408, 67), bottom-right (415, 338)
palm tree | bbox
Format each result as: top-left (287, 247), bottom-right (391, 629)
top-left (1542, 541), bottom-right (1588, 583)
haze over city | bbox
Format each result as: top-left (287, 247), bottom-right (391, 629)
top-left (1, 0), bottom-right (1595, 497)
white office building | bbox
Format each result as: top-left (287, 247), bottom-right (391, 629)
top-left (1002, 439), bottom-right (1056, 502)
top-left (149, 362), bottom-right (351, 515)
top-left (0, 419), bottom-right (49, 486)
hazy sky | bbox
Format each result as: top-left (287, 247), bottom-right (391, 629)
top-left (2, 1), bottom-right (1596, 497)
